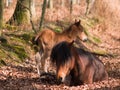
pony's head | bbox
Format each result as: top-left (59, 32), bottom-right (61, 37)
top-left (51, 41), bottom-right (75, 83)
top-left (71, 19), bottom-right (88, 41)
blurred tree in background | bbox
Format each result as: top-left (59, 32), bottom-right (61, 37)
top-left (39, 0), bottom-right (47, 31)
top-left (47, 0), bottom-right (53, 9)
top-left (0, 0), bottom-right (3, 32)
top-left (8, 0), bottom-right (32, 25)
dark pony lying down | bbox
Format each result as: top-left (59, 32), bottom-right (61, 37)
top-left (34, 20), bottom-right (87, 75)
top-left (50, 41), bottom-right (108, 85)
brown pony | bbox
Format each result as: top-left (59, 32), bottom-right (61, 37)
top-left (50, 41), bottom-right (108, 85)
top-left (34, 20), bottom-right (87, 75)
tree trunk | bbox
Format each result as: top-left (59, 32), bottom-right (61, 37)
top-left (5, 0), bottom-right (9, 7)
top-left (70, 0), bottom-right (73, 14)
top-left (0, 0), bottom-right (3, 33)
top-left (76, 0), bottom-right (81, 5)
top-left (30, 0), bottom-right (36, 19)
top-left (47, 0), bottom-right (53, 9)
top-left (85, 0), bottom-right (95, 15)
top-left (73, 0), bottom-right (77, 4)
top-left (5, 0), bottom-right (13, 7)
top-left (61, 0), bottom-right (64, 7)
top-left (9, 0), bottom-right (31, 25)
top-left (39, 0), bottom-right (47, 31)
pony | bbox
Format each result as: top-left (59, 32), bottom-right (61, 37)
top-left (50, 41), bottom-right (108, 85)
top-left (34, 19), bottom-right (88, 76)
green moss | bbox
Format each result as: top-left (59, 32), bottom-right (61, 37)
top-left (0, 59), bottom-right (7, 66)
top-left (81, 17), bottom-right (99, 29)
top-left (93, 49), bottom-right (115, 57)
top-left (21, 33), bottom-right (33, 43)
top-left (92, 36), bottom-right (101, 43)
top-left (93, 49), bottom-right (107, 55)
top-left (3, 24), bottom-right (17, 30)
top-left (1, 43), bottom-right (28, 62)
top-left (54, 28), bottom-right (62, 33)
top-left (16, 9), bottom-right (29, 25)
top-left (90, 17), bottom-right (99, 25)
top-left (1, 31), bottom-right (34, 63)
top-left (0, 49), bottom-right (6, 58)
top-left (8, 51), bottom-right (23, 63)
top-left (14, 5), bottom-right (30, 25)
top-left (84, 28), bottom-right (90, 36)
top-left (13, 45), bottom-right (28, 60)
top-left (10, 36), bottom-right (25, 44)
top-left (82, 21), bottom-right (101, 44)
top-left (0, 36), bottom-right (7, 43)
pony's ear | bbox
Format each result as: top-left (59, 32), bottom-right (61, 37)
top-left (74, 19), bottom-right (81, 26)
top-left (75, 19), bottom-right (81, 24)
top-left (75, 19), bottom-right (77, 23)
top-left (79, 19), bottom-right (81, 23)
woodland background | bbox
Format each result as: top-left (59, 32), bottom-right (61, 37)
top-left (0, 0), bottom-right (120, 89)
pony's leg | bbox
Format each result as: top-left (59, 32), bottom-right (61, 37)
top-left (41, 50), bottom-right (50, 73)
top-left (35, 52), bottom-right (42, 76)
top-left (48, 58), bottom-right (56, 74)
top-left (44, 50), bottom-right (53, 73)
top-left (102, 70), bottom-right (108, 81)
top-left (40, 54), bottom-right (46, 73)
top-left (41, 49), bottom-right (55, 74)
top-left (44, 57), bottom-right (50, 73)
top-left (88, 70), bottom-right (94, 84)
top-left (84, 67), bottom-right (94, 84)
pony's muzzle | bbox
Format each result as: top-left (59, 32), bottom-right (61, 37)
top-left (58, 77), bottom-right (62, 82)
top-left (57, 76), bottom-right (65, 83)
top-left (82, 36), bottom-right (88, 42)
top-left (81, 33), bottom-right (88, 42)
top-left (79, 32), bottom-right (88, 42)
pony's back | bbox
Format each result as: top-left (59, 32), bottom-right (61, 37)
top-left (77, 48), bottom-right (108, 82)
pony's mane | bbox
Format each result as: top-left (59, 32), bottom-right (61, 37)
top-left (62, 24), bottom-right (73, 34)
top-left (62, 20), bottom-right (81, 34)
top-left (50, 41), bottom-right (72, 66)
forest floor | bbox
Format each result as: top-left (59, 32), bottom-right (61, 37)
top-left (0, 21), bottom-right (120, 90)
top-left (0, 1), bottom-right (120, 90)
top-left (0, 26), bottom-right (120, 90)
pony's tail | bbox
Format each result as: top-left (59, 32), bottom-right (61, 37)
top-left (32, 34), bottom-right (44, 54)
top-left (32, 36), bottom-right (38, 46)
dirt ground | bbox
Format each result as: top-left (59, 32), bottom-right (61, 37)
top-left (0, 24), bottom-right (120, 90)
top-left (1, 0), bottom-right (120, 90)
top-left (0, 52), bottom-right (120, 90)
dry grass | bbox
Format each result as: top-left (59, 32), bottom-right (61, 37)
top-left (91, 0), bottom-right (120, 31)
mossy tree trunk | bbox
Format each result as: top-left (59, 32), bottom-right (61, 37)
top-left (9, 0), bottom-right (31, 25)
top-left (0, 0), bottom-right (3, 36)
